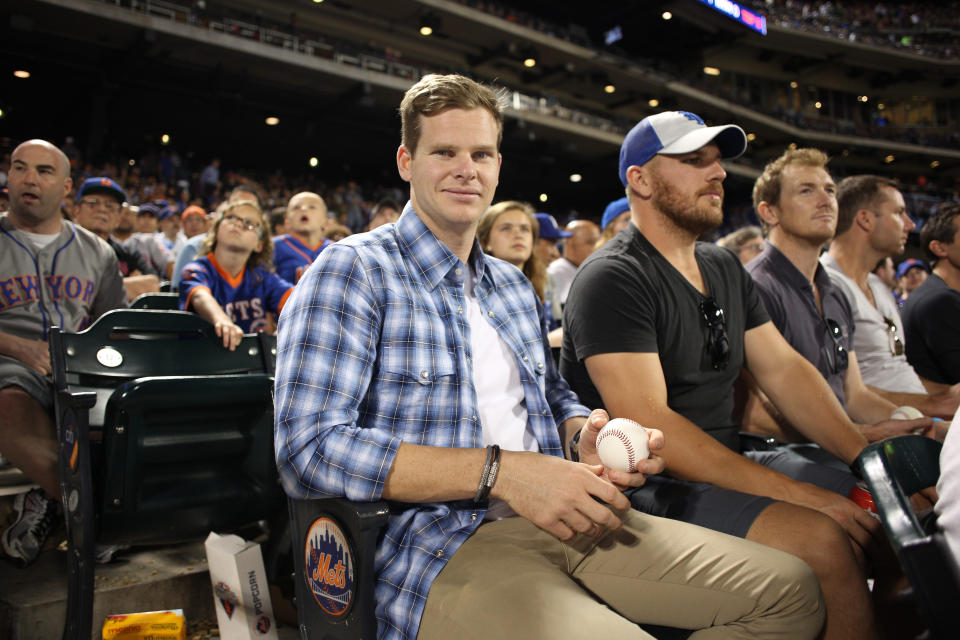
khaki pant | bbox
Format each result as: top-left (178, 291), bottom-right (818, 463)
top-left (418, 510), bottom-right (823, 639)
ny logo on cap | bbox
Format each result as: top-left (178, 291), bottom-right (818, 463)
top-left (677, 111), bottom-right (704, 125)
top-left (100, 178), bottom-right (112, 186)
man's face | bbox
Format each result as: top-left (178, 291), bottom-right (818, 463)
top-left (564, 221), bottom-right (601, 266)
top-left (368, 206), bottom-right (400, 231)
top-left (769, 163), bottom-right (837, 246)
top-left (73, 191), bottom-right (122, 238)
top-left (7, 142), bottom-right (72, 227)
top-left (874, 257), bottom-right (896, 289)
top-left (117, 204), bottom-right (137, 234)
top-left (534, 237), bottom-right (561, 265)
top-left (645, 144), bottom-right (726, 236)
top-left (137, 213), bottom-right (158, 233)
top-left (901, 267), bottom-right (928, 294)
top-left (182, 214), bottom-right (207, 238)
top-left (940, 217), bottom-right (960, 271)
top-left (285, 193), bottom-right (328, 238)
top-left (158, 214), bottom-right (180, 237)
top-left (869, 185), bottom-right (914, 257)
top-left (397, 107), bottom-right (501, 237)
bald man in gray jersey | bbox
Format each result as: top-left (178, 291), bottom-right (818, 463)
top-left (0, 139), bottom-right (127, 566)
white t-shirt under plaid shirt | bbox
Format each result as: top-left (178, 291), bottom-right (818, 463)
top-left (274, 204), bottom-right (588, 640)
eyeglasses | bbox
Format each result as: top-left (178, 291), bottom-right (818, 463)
top-left (883, 316), bottom-right (904, 356)
top-left (823, 318), bottom-right (849, 374)
top-left (700, 296), bottom-right (730, 370)
top-left (79, 198), bottom-right (121, 213)
top-left (222, 213), bottom-right (261, 233)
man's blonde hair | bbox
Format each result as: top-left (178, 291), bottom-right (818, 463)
top-left (400, 74), bottom-right (505, 155)
top-left (753, 148), bottom-right (830, 234)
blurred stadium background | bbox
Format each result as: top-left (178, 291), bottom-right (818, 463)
top-left (1, 0), bottom-right (958, 236)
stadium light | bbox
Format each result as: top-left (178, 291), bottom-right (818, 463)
top-left (662, 12), bottom-right (672, 20)
top-left (14, 70), bottom-right (30, 79)
top-left (884, 155), bottom-right (895, 163)
top-left (265, 116), bottom-right (279, 126)
top-left (703, 67), bottom-right (720, 76)
top-left (539, 193), bottom-right (548, 203)
top-left (309, 157), bottom-right (319, 167)
top-left (604, 83), bottom-right (616, 94)
top-left (746, 133), bottom-right (756, 141)
top-left (569, 174), bottom-right (582, 183)
top-left (161, 134), bottom-right (171, 145)
top-left (648, 98), bottom-right (659, 107)
top-left (930, 160), bottom-right (940, 168)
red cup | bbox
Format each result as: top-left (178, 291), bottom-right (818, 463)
top-left (849, 485), bottom-right (878, 515)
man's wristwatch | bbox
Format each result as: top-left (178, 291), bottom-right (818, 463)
top-left (569, 428), bottom-right (582, 462)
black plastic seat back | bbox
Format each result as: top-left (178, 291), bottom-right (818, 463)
top-left (856, 435), bottom-right (960, 639)
top-left (130, 292), bottom-right (180, 310)
top-left (50, 309), bottom-right (282, 640)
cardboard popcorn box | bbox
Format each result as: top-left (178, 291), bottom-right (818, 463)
top-left (102, 609), bottom-right (186, 639)
top-left (204, 532), bottom-right (279, 640)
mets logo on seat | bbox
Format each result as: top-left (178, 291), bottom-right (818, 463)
top-left (304, 517), bottom-right (355, 617)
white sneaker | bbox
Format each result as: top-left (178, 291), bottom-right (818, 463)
top-left (2, 489), bottom-right (58, 567)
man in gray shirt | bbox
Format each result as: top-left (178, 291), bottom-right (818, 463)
top-left (0, 139), bottom-right (127, 566)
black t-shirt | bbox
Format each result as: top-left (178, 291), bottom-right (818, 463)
top-left (902, 273), bottom-right (960, 385)
top-left (109, 237), bottom-right (158, 277)
top-left (560, 223), bottom-right (770, 450)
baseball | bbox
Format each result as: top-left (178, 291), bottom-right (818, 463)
top-left (595, 418), bottom-right (650, 473)
top-left (890, 406), bottom-right (923, 420)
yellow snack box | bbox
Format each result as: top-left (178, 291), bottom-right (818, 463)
top-left (101, 609), bottom-right (186, 640)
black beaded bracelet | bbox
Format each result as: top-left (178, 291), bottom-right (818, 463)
top-left (473, 444), bottom-right (501, 503)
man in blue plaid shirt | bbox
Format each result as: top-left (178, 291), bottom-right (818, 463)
top-left (274, 74), bottom-right (825, 640)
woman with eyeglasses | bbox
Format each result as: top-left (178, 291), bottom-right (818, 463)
top-left (178, 199), bottom-right (294, 350)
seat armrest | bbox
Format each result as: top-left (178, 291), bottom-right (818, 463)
top-left (288, 497), bottom-right (389, 640)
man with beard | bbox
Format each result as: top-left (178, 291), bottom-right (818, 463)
top-left (561, 112), bottom-right (930, 640)
top-left (823, 176), bottom-right (960, 417)
top-left (743, 149), bottom-right (924, 443)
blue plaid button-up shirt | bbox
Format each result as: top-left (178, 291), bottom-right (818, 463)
top-left (274, 205), bottom-right (589, 640)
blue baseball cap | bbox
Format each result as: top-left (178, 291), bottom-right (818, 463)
top-left (895, 258), bottom-right (929, 280)
top-left (535, 213), bottom-right (572, 240)
top-left (618, 111), bottom-right (747, 186)
top-left (601, 197), bottom-right (630, 230)
top-left (76, 177), bottom-right (126, 204)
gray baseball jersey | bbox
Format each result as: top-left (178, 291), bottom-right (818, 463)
top-left (1, 212), bottom-right (128, 342)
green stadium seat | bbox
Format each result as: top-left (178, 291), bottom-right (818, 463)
top-left (50, 309), bottom-right (282, 640)
top-left (855, 435), bottom-right (960, 639)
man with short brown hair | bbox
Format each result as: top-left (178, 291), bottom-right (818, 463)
top-left (823, 176), bottom-right (960, 417)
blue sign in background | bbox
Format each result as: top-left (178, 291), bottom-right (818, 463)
top-left (697, 0), bottom-right (768, 35)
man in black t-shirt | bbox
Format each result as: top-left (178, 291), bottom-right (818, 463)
top-left (903, 203), bottom-right (960, 386)
top-left (561, 111), bottom-right (927, 640)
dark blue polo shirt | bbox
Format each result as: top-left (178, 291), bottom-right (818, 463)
top-left (746, 243), bottom-right (854, 406)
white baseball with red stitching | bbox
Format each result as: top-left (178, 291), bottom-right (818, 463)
top-left (595, 418), bottom-right (650, 472)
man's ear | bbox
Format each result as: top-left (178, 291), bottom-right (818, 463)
top-left (755, 201), bottom-right (779, 229)
top-left (854, 208), bottom-right (874, 232)
top-left (928, 239), bottom-right (949, 259)
top-left (626, 165), bottom-right (651, 199)
top-left (397, 145), bottom-right (412, 183)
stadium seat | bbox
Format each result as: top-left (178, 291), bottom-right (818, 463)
top-left (50, 309), bottom-right (283, 640)
top-left (130, 291), bottom-right (180, 309)
top-left (288, 497), bottom-right (389, 639)
top-left (855, 435), bottom-right (960, 639)
top-left (288, 496), bottom-right (693, 639)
